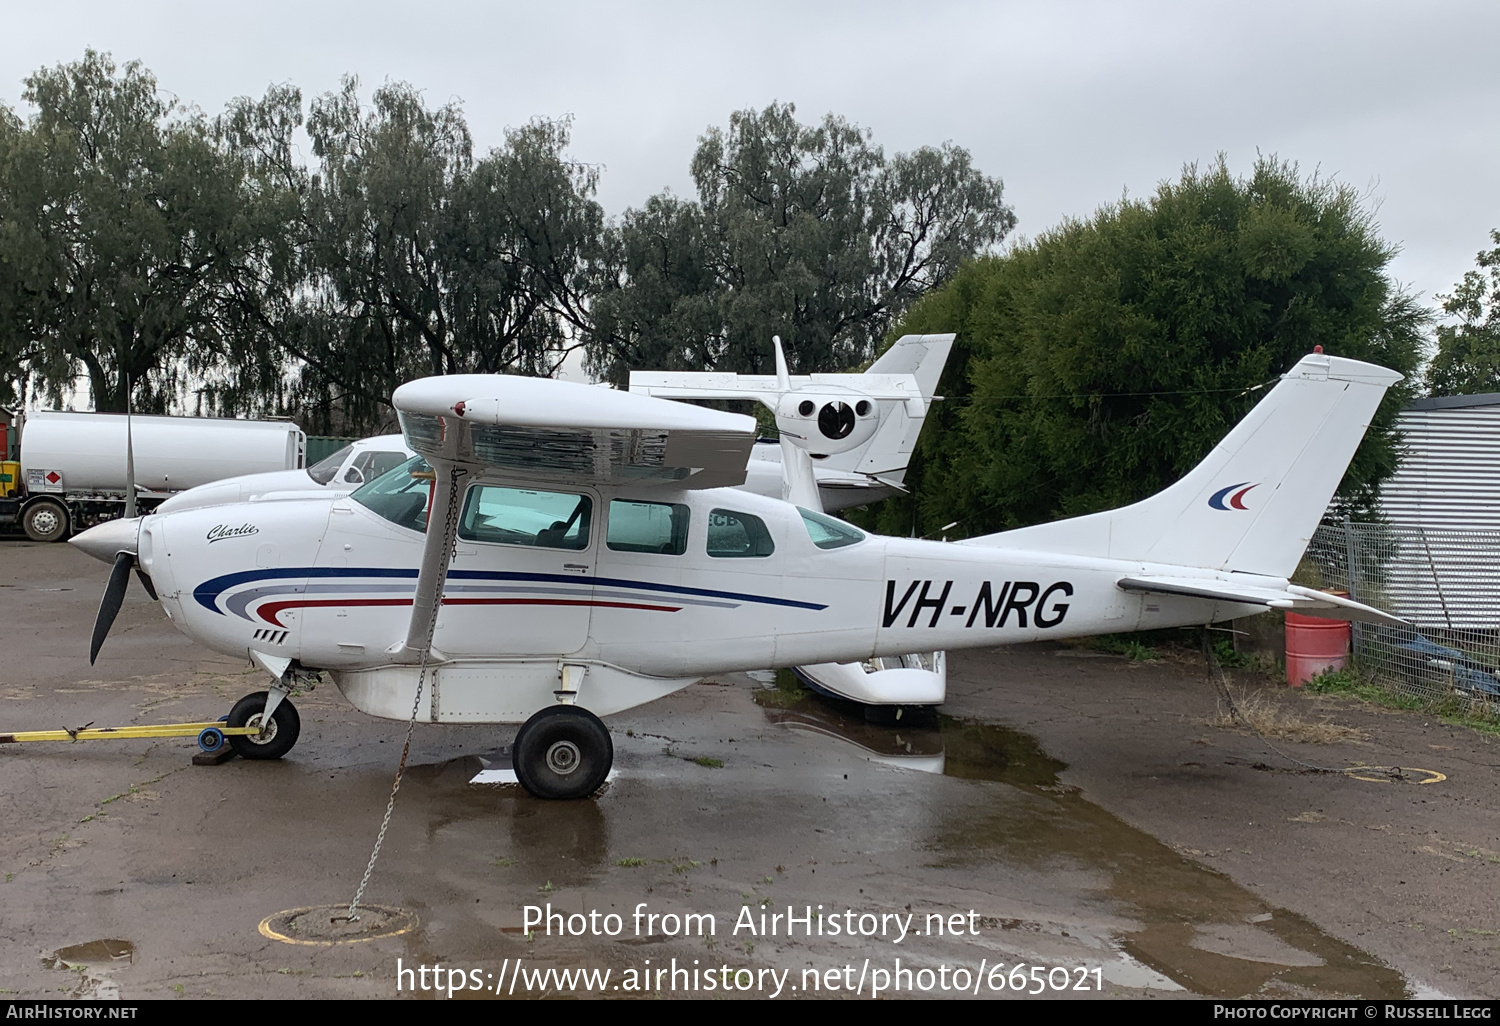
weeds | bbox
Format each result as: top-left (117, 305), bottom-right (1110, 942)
top-left (1209, 686), bottom-right (1367, 744)
top-left (614, 858), bottom-right (647, 868)
top-left (1086, 635), bottom-right (1159, 660)
top-left (1306, 668), bottom-right (1500, 736)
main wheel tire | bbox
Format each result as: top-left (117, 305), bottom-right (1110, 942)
top-left (226, 691), bottom-right (301, 760)
top-left (22, 500), bottom-right (69, 543)
top-left (512, 706), bottom-right (612, 800)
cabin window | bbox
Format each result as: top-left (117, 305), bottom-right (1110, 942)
top-left (349, 455), bottom-right (433, 532)
top-left (706, 508), bottom-right (775, 558)
top-left (607, 500), bottom-right (690, 555)
top-left (798, 507), bottom-right (865, 549)
top-left (460, 484), bottom-right (592, 550)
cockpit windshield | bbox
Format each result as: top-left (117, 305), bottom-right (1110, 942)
top-left (798, 507), bottom-right (865, 549)
top-left (350, 455), bottom-right (433, 532)
top-left (307, 443), bottom-right (354, 485)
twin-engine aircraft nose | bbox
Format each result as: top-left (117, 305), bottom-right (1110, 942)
top-left (69, 517), bottom-right (142, 564)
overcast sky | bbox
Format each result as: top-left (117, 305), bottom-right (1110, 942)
top-left (3, 0), bottom-right (1497, 316)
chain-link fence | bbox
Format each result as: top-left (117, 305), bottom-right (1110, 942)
top-left (1306, 520), bottom-right (1500, 718)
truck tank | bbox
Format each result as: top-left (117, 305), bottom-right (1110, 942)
top-left (20, 412), bottom-right (304, 496)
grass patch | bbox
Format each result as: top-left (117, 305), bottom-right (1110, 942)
top-left (614, 858), bottom-right (647, 868)
top-left (1210, 636), bottom-right (1255, 669)
top-left (750, 668), bottom-right (811, 709)
top-left (1209, 686), bottom-right (1367, 744)
top-left (689, 756), bottom-right (724, 769)
top-left (1304, 668), bottom-right (1500, 738)
top-left (1086, 635), bottom-right (1159, 660)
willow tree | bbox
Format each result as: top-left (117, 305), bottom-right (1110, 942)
top-left (0, 51), bottom-right (263, 412)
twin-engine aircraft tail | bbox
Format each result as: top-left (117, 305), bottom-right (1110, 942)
top-left (966, 352), bottom-right (1403, 580)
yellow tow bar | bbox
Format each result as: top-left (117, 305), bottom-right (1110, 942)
top-left (0, 720), bottom-right (259, 754)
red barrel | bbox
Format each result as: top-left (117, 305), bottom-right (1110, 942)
top-left (1284, 611), bottom-right (1350, 687)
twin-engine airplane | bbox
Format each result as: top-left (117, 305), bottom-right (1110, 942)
top-left (71, 349), bottom-right (1405, 799)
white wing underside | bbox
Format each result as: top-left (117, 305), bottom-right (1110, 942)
top-left (392, 375), bottom-right (757, 489)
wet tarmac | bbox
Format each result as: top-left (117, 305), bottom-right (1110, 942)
top-left (1, 541), bottom-right (1494, 998)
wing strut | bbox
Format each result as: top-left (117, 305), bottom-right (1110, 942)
top-left (400, 462), bottom-right (469, 660)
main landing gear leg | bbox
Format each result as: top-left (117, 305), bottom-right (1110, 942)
top-left (512, 706), bottom-right (613, 800)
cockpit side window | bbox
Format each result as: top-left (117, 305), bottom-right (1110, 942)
top-left (349, 455), bottom-right (433, 532)
top-left (706, 509), bottom-right (775, 558)
top-left (460, 484), bottom-right (592, 550)
top-left (344, 449), bottom-right (410, 485)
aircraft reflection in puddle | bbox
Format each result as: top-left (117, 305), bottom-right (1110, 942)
top-left (757, 692), bottom-right (946, 774)
top-left (752, 684), bottom-right (1410, 1000)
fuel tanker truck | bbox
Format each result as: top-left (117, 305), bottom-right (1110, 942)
top-left (0, 411), bottom-right (305, 542)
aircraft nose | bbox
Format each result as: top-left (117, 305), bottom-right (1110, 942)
top-left (69, 517), bottom-right (142, 564)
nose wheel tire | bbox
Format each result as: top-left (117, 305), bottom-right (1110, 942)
top-left (512, 706), bottom-right (612, 800)
top-left (225, 691), bottom-right (301, 760)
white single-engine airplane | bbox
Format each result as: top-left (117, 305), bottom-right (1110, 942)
top-left (71, 349), bottom-right (1405, 799)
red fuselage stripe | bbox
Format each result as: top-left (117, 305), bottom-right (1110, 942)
top-left (255, 597), bottom-right (682, 627)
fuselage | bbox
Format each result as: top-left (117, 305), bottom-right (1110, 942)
top-left (137, 474), bottom-right (1257, 696)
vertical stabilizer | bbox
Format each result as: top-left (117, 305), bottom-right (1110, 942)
top-left (965, 353), bottom-right (1402, 578)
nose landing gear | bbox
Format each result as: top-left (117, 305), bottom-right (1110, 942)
top-left (511, 705), bottom-right (612, 800)
top-left (225, 690), bottom-right (302, 760)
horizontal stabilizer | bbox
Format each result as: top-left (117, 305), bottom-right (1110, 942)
top-left (1118, 575), bottom-right (1408, 626)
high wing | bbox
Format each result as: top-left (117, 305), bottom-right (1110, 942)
top-left (389, 375), bottom-right (758, 660)
top-left (1117, 575), bottom-right (1409, 626)
top-left (393, 374), bottom-right (756, 490)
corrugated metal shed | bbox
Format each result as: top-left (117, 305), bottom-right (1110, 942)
top-left (1366, 394), bottom-right (1500, 627)
top-left (1381, 394), bottom-right (1500, 531)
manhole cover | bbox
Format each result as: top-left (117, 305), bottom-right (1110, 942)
top-left (259, 904), bottom-right (418, 946)
top-left (1344, 766), bottom-right (1446, 785)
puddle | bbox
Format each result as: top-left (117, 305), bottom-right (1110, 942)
top-left (41, 940), bottom-right (133, 999)
top-left (44, 938), bottom-right (134, 967)
top-left (404, 755), bottom-right (611, 886)
top-left (757, 689), bottom-right (1409, 999)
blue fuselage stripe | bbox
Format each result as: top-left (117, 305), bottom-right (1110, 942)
top-left (193, 566), bottom-right (826, 614)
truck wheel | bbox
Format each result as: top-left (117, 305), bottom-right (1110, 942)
top-left (22, 500), bottom-right (70, 543)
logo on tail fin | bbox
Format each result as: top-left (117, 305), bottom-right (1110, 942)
top-left (1207, 482), bottom-right (1258, 511)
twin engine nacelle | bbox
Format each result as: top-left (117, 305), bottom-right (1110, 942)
top-left (773, 385), bottom-right (880, 455)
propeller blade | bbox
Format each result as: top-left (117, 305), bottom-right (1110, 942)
top-left (134, 566), bottom-right (158, 601)
top-left (90, 552), bottom-right (134, 665)
top-left (124, 374), bottom-right (137, 520)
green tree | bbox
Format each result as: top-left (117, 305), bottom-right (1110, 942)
top-left (588, 102), bottom-right (1013, 382)
top-left (290, 79), bottom-right (606, 432)
top-left (1424, 229), bottom-right (1500, 396)
top-left (0, 51), bottom-right (264, 413)
top-left (858, 157), bottom-right (1426, 539)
